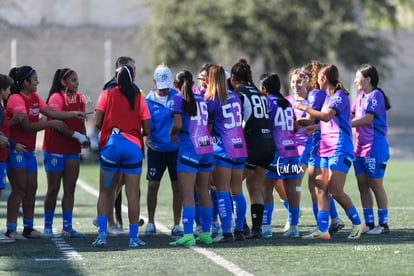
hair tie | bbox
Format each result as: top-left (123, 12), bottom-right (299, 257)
top-left (21, 68), bottom-right (34, 82)
top-left (61, 69), bottom-right (72, 80)
top-left (115, 65), bottom-right (132, 84)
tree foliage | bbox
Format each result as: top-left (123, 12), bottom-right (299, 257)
top-left (142, 0), bottom-right (408, 91)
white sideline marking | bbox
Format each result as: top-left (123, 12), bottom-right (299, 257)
top-left (77, 179), bottom-right (254, 276)
top-left (35, 234), bottom-right (83, 262)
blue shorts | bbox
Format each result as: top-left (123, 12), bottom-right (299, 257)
top-left (319, 154), bottom-right (353, 173)
top-left (308, 156), bottom-right (321, 168)
top-left (0, 161), bottom-right (6, 190)
top-left (265, 152), bottom-right (301, 180)
top-left (214, 155), bottom-right (246, 170)
top-left (177, 143), bottom-right (213, 173)
top-left (299, 141), bottom-right (312, 165)
top-left (43, 152), bottom-right (80, 172)
top-left (146, 149), bottom-right (178, 181)
top-left (99, 134), bottom-right (143, 174)
top-left (7, 150), bottom-right (37, 173)
top-left (353, 152), bottom-right (389, 178)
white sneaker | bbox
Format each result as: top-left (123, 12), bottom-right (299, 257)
top-left (171, 225), bottom-right (184, 236)
top-left (107, 224), bottom-right (128, 236)
top-left (283, 225), bottom-right (300, 238)
top-left (6, 231), bottom-right (26, 240)
top-left (0, 232), bottom-right (15, 243)
top-left (367, 224), bottom-right (389, 235)
top-left (23, 228), bottom-right (51, 239)
top-left (262, 224), bottom-right (272, 238)
top-left (144, 222), bottom-right (156, 236)
top-left (194, 224), bottom-right (202, 236)
top-left (283, 221), bottom-right (290, 233)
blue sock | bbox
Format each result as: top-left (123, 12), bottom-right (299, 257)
top-left (232, 193), bottom-right (247, 231)
top-left (199, 206), bottom-right (213, 233)
top-left (345, 206), bottom-right (362, 225)
top-left (23, 218), bottom-right (33, 229)
top-left (7, 222), bottom-right (17, 232)
top-left (317, 210), bottom-right (329, 232)
top-left (182, 206), bottom-right (195, 234)
top-left (289, 206), bottom-right (300, 226)
top-left (378, 209), bottom-right (388, 225)
top-left (329, 195), bottom-right (338, 219)
top-left (97, 216), bottom-right (107, 233)
top-left (211, 189), bottom-right (219, 223)
top-left (363, 208), bottom-right (375, 224)
top-left (262, 204), bottom-right (274, 225)
top-left (62, 210), bottom-right (73, 231)
top-left (216, 191), bottom-right (232, 233)
top-left (44, 209), bottom-right (55, 229)
top-left (312, 202), bottom-right (318, 222)
top-left (129, 223), bottom-right (138, 239)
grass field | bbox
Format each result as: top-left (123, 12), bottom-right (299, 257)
top-left (1, 159), bottom-right (413, 275)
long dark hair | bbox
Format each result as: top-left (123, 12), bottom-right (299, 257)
top-left (357, 64), bottom-right (391, 110)
top-left (231, 58), bottom-right (258, 89)
top-left (320, 64), bottom-right (349, 95)
top-left (175, 69), bottom-right (197, 116)
top-left (116, 65), bottom-right (135, 110)
top-left (47, 68), bottom-right (76, 103)
top-left (260, 73), bottom-right (289, 110)
top-left (8, 66), bottom-right (35, 94)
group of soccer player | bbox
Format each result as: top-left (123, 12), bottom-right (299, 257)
top-left (0, 56), bottom-right (390, 247)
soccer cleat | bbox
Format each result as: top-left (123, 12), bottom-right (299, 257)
top-left (144, 222), bottom-right (156, 236)
top-left (92, 233), bottom-right (107, 247)
top-left (169, 234), bottom-right (196, 246)
top-left (302, 229), bottom-right (330, 240)
top-left (171, 225), bottom-right (184, 237)
top-left (361, 223), bottom-right (375, 234)
top-left (347, 223), bottom-right (365, 239)
top-left (211, 221), bottom-right (221, 237)
top-left (23, 228), bottom-right (51, 239)
top-left (283, 221), bottom-right (290, 233)
top-left (43, 228), bottom-right (55, 238)
top-left (62, 229), bottom-right (86, 238)
top-left (328, 217), bottom-right (345, 234)
top-left (233, 230), bottom-right (245, 241)
top-left (129, 237), bottom-right (146, 248)
top-left (283, 225), bottom-right (300, 238)
top-left (366, 224), bottom-right (389, 235)
top-left (6, 230), bottom-right (26, 240)
top-left (214, 232), bottom-right (234, 243)
top-left (243, 221), bottom-right (251, 236)
top-left (0, 232), bottom-right (15, 244)
top-left (262, 225), bottom-right (272, 238)
top-left (246, 228), bottom-right (262, 240)
top-left (196, 232), bottom-right (213, 244)
top-left (107, 224), bottom-right (128, 236)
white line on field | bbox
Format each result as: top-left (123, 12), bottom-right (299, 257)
top-left (77, 179), bottom-right (254, 276)
top-left (35, 234), bottom-right (83, 262)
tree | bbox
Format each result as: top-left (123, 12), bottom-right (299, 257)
top-left (142, 0), bottom-right (405, 93)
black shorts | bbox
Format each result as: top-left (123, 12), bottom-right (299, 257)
top-left (245, 134), bottom-right (275, 170)
top-left (146, 149), bottom-right (178, 182)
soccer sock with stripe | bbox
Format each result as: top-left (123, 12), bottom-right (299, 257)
top-left (216, 191), bottom-right (232, 233)
top-left (44, 209), bottom-right (55, 229)
top-left (363, 208), bottom-right (375, 225)
top-left (62, 210), bottom-right (73, 231)
top-left (232, 193), bottom-right (247, 231)
top-left (345, 206), bottom-right (362, 225)
top-left (378, 209), bottom-right (388, 225)
top-left (182, 206), bottom-right (195, 234)
top-left (262, 204), bottom-right (274, 225)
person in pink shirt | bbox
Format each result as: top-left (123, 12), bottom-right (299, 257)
top-left (5, 66), bottom-right (85, 240)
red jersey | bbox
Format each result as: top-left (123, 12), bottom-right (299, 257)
top-left (43, 91), bottom-right (86, 154)
top-left (95, 87), bottom-right (150, 149)
top-left (6, 92), bottom-right (47, 152)
top-left (0, 105), bottom-right (10, 162)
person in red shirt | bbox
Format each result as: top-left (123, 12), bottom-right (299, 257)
top-left (5, 66), bottom-right (85, 240)
top-left (93, 64), bottom-right (151, 248)
top-left (42, 68), bottom-right (90, 238)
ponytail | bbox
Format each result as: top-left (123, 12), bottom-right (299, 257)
top-left (175, 70), bottom-right (197, 116)
top-left (116, 65), bottom-right (135, 110)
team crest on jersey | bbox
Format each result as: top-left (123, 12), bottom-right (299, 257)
top-left (333, 95), bottom-right (342, 105)
top-left (370, 98), bottom-right (378, 109)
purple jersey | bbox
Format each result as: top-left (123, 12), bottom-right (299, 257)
top-left (206, 91), bottom-right (247, 159)
top-left (286, 95), bottom-right (310, 154)
top-left (268, 94), bottom-right (299, 158)
top-left (351, 89), bottom-right (389, 157)
top-left (307, 89), bottom-right (327, 156)
top-left (170, 93), bottom-right (213, 155)
top-left (319, 90), bottom-right (354, 157)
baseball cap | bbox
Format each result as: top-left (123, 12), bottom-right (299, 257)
top-left (153, 66), bottom-right (173, 89)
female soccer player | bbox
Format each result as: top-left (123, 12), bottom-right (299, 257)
top-left (6, 66), bottom-right (85, 240)
top-left (42, 68), bottom-right (90, 238)
top-left (230, 59), bottom-right (275, 239)
top-left (352, 64), bottom-right (391, 234)
top-left (169, 69), bottom-right (214, 246)
top-left (261, 73), bottom-right (301, 238)
top-left (205, 65), bottom-right (247, 242)
top-left (93, 64), bottom-right (151, 248)
top-left (294, 64), bottom-right (364, 240)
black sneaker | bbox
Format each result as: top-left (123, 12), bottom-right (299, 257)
top-left (362, 223), bottom-right (375, 234)
top-left (243, 221), bottom-right (250, 236)
top-left (218, 233), bottom-right (234, 243)
top-left (246, 229), bottom-right (262, 240)
top-left (234, 230), bottom-right (245, 241)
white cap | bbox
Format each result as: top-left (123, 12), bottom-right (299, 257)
top-left (153, 65), bottom-right (173, 89)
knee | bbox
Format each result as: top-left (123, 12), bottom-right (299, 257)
top-left (148, 181), bottom-right (160, 192)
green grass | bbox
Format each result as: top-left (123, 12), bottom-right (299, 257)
top-left (1, 160), bottom-right (413, 275)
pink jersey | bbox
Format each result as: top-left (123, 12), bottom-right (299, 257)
top-left (7, 92), bottom-right (47, 151)
top-left (286, 95), bottom-right (310, 155)
top-left (351, 89), bottom-right (389, 157)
